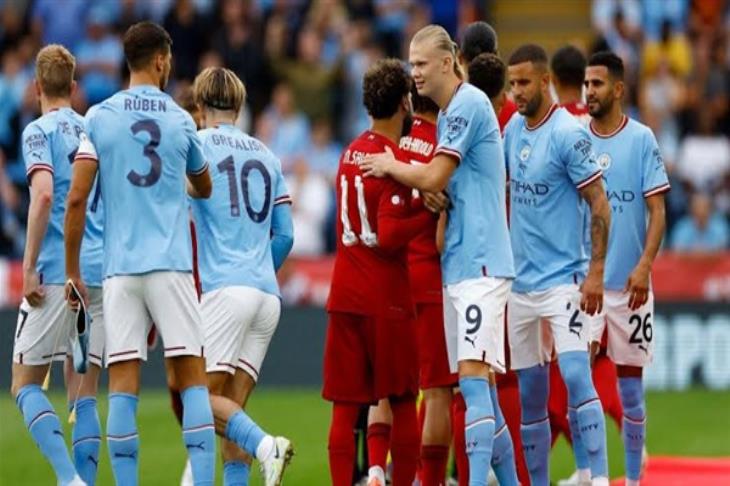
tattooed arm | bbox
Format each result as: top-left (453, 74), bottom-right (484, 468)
top-left (579, 178), bottom-right (611, 315)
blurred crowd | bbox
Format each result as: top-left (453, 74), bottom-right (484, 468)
top-left (0, 0), bottom-right (728, 260)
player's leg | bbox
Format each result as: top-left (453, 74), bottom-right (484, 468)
top-left (552, 286), bottom-right (608, 485)
top-left (417, 301), bottom-right (457, 486)
top-left (323, 312), bottom-right (374, 486)
top-left (375, 316), bottom-right (419, 486)
top-left (450, 389), bottom-right (468, 486)
top-left (11, 286), bottom-right (81, 485)
top-left (509, 290), bottom-right (552, 485)
top-left (495, 375), bottom-right (529, 486)
top-left (488, 370), bottom-right (519, 486)
top-left (65, 286), bottom-right (105, 486)
top-left (219, 370), bottom-right (256, 486)
top-left (367, 399), bottom-right (392, 485)
top-left (146, 271), bottom-right (215, 485)
top-left (605, 290), bottom-right (654, 486)
top-left (449, 277), bottom-right (515, 486)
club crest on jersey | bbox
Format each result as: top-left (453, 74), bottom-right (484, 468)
top-left (445, 116), bottom-right (468, 143)
top-left (391, 194), bottom-right (402, 206)
top-left (597, 153), bottom-right (611, 171)
top-left (519, 144), bottom-right (531, 162)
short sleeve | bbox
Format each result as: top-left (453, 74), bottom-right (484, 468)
top-left (22, 123), bottom-right (53, 181)
top-left (185, 117), bottom-right (208, 176)
top-left (434, 93), bottom-right (479, 164)
top-left (641, 130), bottom-right (671, 197)
top-left (76, 106), bottom-right (99, 163)
top-left (273, 158), bottom-right (292, 206)
top-left (559, 123), bottom-right (602, 189)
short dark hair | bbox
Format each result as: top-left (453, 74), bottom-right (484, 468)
top-left (410, 82), bottom-right (439, 115)
top-left (551, 45), bottom-right (586, 88)
top-left (587, 51), bottom-right (624, 81)
top-left (460, 21), bottom-right (498, 63)
top-left (468, 53), bottom-right (506, 100)
top-left (362, 59), bottom-right (411, 119)
top-left (123, 21), bottom-right (172, 71)
top-left (508, 43), bottom-right (548, 67)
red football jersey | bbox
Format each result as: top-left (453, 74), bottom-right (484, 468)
top-left (327, 130), bottom-right (434, 319)
top-left (561, 100), bottom-right (591, 127)
top-left (398, 116), bottom-right (442, 304)
top-left (498, 98), bottom-right (518, 132)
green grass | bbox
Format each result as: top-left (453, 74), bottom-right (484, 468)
top-left (1, 388), bottom-right (728, 484)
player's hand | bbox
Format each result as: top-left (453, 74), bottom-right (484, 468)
top-left (22, 268), bottom-right (45, 307)
top-left (580, 270), bottom-right (604, 316)
top-left (64, 277), bottom-right (88, 311)
top-left (625, 263), bottom-right (650, 310)
top-left (422, 191), bottom-right (449, 213)
top-left (360, 146), bottom-right (395, 178)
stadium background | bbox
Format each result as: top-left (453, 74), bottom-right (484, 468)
top-left (0, 0), bottom-right (728, 484)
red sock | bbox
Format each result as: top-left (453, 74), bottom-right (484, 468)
top-left (417, 400), bottom-right (427, 482)
top-left (169, 388), bottom-right (183, 426)
top-left (390, 397), bottom-right (420, 486)
top-left (451, 392), bottom-right (468, 486)
top-left (329, 403), bottom-right (361, 486)
top-left (367, 422), bottom-right (391, 471)
top-left (421, 444), bottom-right (449, 486)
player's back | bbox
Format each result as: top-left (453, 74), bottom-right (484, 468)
top-left (191, 125), bottom-right (289, 296)
top-left (438, 83), bottom-right (514, 285)
top-left (83, 85), bottom-right (205, 277)
top-left (327, 131), bottom-right (414, 320)
top-left (561, 101), bottom-right (590, 127)
top-left (504, 106), bottom-right (601, 292)
top-left (22, 107), bottom-right (85, 284)
top-left (589, 116), bottom-right (669, 290)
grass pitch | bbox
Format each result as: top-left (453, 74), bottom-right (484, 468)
top-left (1, 388), bottom-right (728, 484)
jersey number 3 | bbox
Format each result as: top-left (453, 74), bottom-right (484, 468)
top-left (340, 174), bottom-right (377, 247)
top-left (128, 120), bottom-right (162, 187)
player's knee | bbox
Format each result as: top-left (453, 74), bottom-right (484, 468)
top-left (618, 377), bottom-right (644, 415)
top-left (557, 351), bottom-right (594, 402)
top-left (516, 365), bottom-right (549, 418)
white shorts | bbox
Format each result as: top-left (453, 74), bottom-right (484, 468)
top-left (443, 277), bottom-right (512, 374)
top-left (590, 290), bottom-right (654, 367)
top-left (13, 285), bottom-right (72, 365)
top-left (508, 284), bottom-right (591, 370)
top-left (201, 286), bottom-right (280, 381)
top-left (65, 287), bottom-right (105, 368)
top-left (103, 272), bottom-right (203, 366)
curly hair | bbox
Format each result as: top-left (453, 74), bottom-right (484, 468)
top-left (363, 58), bottom-right (412, 119)
top-left (468, 53), bottom-right (506, 100)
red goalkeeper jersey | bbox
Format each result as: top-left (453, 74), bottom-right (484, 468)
top-left (399, 116), bottom-right (442, 304)
top-left (327, 130), bottom-right (435, 319)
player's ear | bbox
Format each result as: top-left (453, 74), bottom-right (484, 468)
top-left (614, 79), bottom-right (624, 101)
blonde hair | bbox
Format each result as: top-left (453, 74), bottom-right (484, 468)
top-left (35, 44), bottom-right (75, 98)
top-left (193, 67), bottom-right (246, 114)
top-left (411, 24), bottom-right (463, 78)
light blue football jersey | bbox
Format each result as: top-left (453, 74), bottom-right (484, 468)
top-left (79, 85), bottom-right (207, 278)
top-left (588, 116), bottom-right (670, 290)
top-left (436, 83), bottom-right (514, 285)
top-left (504, 105), bottom-right (602, 293)
top-left (191, 124), bottom-right (291, 296)
top-left (22, 107), bottom-right (85, 285)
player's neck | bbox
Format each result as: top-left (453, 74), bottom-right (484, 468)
top-left (371, 118), bottom-right (402, 145)
top-left (525, 97), bottom-right (553, 128)
top-left (129, 71), bottom-right (161, 90)
top-left (204, 109), bottom-right (237, 128)
top-left (434, 75), bottom-right (461, 110)
top-left (591, 107), bottom-right (625, 135)
top-left (40, 95), bottom-right (71, 114)
top-left (416, 111), bottom-right (437, 124)
top-left (555, 87), bottom-right (582, 106)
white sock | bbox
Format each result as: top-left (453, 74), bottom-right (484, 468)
top-left (255, 435), bottom-right (275, 461)
top-left (368, 465), bottom-right (385, 483)
top-left (578, 468), bottom-right (591, 482)
top-left (592, 477), bottom-right (609, 486)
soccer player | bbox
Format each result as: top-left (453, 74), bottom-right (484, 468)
top-left (324, 58), bottom-right (434, 486)
top-left (11, 43), bottom-right (86, 486)
top-left (361, 25), bottom-right (516, 486)
top-left (584, 51), bottom-right (669, 486)
top-left (190, 66), bottom-right (295, 485)
top-left (503, 44), bottom-right (612, 486)
top-left (551, 45), bottom-right (624, 486)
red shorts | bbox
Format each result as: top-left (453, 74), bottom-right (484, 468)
top-left (322, 312), bottom-right (419, 404)
top-left (416, 302), bottom-right (458, 389)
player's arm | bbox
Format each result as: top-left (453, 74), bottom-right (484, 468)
top-left (377, 184), bottom-right (437, 253)
top-left (579, 178), bottom-right (611, 315)
top-left (625, 193), bottom-right (666, 310)
top-left (64, 157), bottom-right (97, 306)
top-left (435, 211), bottom-right (447, 254)
top-left (271, 202), bottom-right (294, 271)
top-left (23, 170), bottom-right (53, 306)
top-left (361, 146), bottom-right (457, 193)
top-left (187, 170), bottom-right (212, 199)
